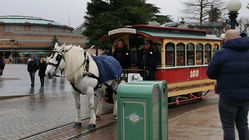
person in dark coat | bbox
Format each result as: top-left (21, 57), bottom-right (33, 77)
top-left (112, 39), bottom-right (130, 69)
top-left (138, 40), bottom-right (159, 80)
top-left (27, 57), bottom-right (39, 87)
top-left (0, 56), bottom-right (5, 77)
top-left (207, 29), bottom-right (249, 140)
top-left (38, 59), bottom-right (47, 87)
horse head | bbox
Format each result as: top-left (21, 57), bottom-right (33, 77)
top-left (46, 43), bottom-right (66, 79)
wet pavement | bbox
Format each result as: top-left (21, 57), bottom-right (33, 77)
top-left (0, 64), bottom-right (113, 140)
top-left (0, 64), bottom-right (72, 97)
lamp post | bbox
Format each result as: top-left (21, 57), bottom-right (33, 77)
top-left (226, 0), bottom-right (242, 29)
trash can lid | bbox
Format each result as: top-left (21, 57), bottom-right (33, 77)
top-left (117, 83), bottom-right (159, 99)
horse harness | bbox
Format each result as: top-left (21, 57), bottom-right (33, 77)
top-left (76, 52), bottom-right (117, 95)
top-left (48, 48), bottom-right (116, 96)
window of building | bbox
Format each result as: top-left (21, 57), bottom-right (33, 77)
top-left (196, 43), bottom-right (203, 65)
top-left (39, 26), bottom-right (48, 32)
top-left (165, 43), bottom-right (175, 67)
top-left (30, 26), bottom-right (40, 31)
top-left (0, 25), bottom-right (3, 31)
top-left (4, 25), bottom-right (15, 32)
top-left (176, 43), bottom-right (185, 66)
top-left (15, 25), bottom-right (25, 31)
top-left (55, 28), bottom-right (63, 32)
top-left (25, 25), bottom-right (30, 31)
top-left (205, 44), bottom-right (211, 64)
top-left (187, 43), bottom-right (195, 65)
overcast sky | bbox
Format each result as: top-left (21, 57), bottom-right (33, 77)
top-left (0, 0), bottom-right (248, 28)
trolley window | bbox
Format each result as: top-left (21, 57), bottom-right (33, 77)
top-left (153, 42), bottom-right (162, 66)
top-left (196, 43), bottom-right (203, 65)
top-left (187, 43), bottom-right (195, 65)
top-left (204, 44), bottom-right (211, 64)
top-left (176, 43), bottom-right (185, 66)
top-left (213, 44), bottom-right (220, 55)
top-left (165, 43), bottom-right (175, 67)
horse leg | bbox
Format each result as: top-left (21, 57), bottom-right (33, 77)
top-left (87, 87), bottom-right (96, 130)
top-left (95, 95), bottom-right (104, 121)
top-left (111, 80), bottom-right (119, 119)
top-left (72, 91), bottom-right (81, 128)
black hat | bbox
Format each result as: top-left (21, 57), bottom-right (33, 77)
top-left (240, 32), bottom-right (248, 37)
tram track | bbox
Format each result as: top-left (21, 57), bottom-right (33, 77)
top-left (66, 121), bottom-right (116, 140)
top-left (18, 118), bottom-right (89, 140)
top-left (19, 113), bottom-right (115, 140)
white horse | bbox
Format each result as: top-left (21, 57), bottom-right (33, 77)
top-left (45, 43), bottom-right (119, 130)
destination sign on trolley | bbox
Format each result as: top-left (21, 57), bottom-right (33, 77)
top-left (108, 28), bottom-right (136, 36)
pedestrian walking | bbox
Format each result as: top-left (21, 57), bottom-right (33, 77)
top-left (138, 40), bottom-right (159, 80)
top-left (207, 29), bottom-right (249, 140)
top-left (38, 58), bottom-right (47, 87)
top-left (27, 56), bottom-right (39, 87)
top-left (0, 56), bottom-right (5, 77)
top-left (112, 39), bottom-right (130, 69)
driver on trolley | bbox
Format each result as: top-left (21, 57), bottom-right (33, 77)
top-left (112, 39), bottom-right (130, 69)
top-left (138, 40), bottom-right (159, 80)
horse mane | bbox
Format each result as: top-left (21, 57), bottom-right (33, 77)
top-left (64, 45), bottom-right (85, 82)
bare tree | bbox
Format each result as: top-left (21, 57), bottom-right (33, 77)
top-left (183, 0), bottom-right (225, 24)
top-left (237, 17), bottom-right (249, 33)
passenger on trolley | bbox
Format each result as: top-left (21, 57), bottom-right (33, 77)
top-left (112, 39), bottom-right (130, 69)
top-left (138, 40), bottom-right (159, 80)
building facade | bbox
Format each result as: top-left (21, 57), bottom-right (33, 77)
top-left (0, 15), bottom-right (86, 63)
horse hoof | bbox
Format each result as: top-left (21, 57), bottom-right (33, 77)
top-left (114, 115), bottom-right (117, 120)
top-left (96, 116), bottom-right (101, 121)
top-left (74, 122), bottom-right (82, 128)
top-left (87, 124), bottom-right (96, 131)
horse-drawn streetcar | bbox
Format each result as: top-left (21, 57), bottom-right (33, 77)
top-left (45, 24), bottom-right (222, 130)
top-left (108, 25), bottom-right (222, 104)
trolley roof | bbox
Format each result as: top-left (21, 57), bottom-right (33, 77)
top-left (108, 25), bottom-right (222, 41)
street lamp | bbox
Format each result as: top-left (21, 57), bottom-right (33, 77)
top-left (226, 0), bottom-right (242, 29)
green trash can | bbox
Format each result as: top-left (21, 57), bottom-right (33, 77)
top-left (128, 81), bottom-right (168, 140)
top-left (117, 81), bottom-right (168, 140)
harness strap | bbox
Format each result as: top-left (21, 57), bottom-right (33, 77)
top-left (70, 83), bottom-right (83, 94)
top-left (82, 52), bottom-right (90, 72)
top-left (82, 72), bottom-right (100, 90)
top-left (103, 83), bottom-right (117, 95)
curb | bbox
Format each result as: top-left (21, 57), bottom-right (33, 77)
top-left (0, 95), bottom-right (32, 100)
top-left (0, 78), bottom-right (21, 80)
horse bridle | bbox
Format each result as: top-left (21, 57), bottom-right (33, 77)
top-left (47, 51), bottom-right (64, 73)
top-left (47, 47), bottom-right (89, 77)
